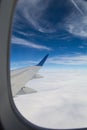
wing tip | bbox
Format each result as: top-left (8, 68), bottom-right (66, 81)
top-left (36, 54), bottom-right (49, 66)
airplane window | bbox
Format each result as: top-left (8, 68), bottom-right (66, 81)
top-left (10, 0), bottom-right (87, 129)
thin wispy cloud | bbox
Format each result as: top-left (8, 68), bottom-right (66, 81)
top-left (13, 0), bottom-right (87, 39)
top-left (79, 45), bottom-right (85, 49)
top-left (11, 36), bottom-right (52, 51)
top-left (71, 0), bottom-right (84, 15)
top-left (14, 0), bottom-right (55, 33)
top-left (48, 55), bottom-right (87, 65)
top-left (65, 0), bottom-right (87, 38)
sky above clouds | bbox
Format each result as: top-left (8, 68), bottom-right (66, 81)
top-left (11, 0), bottom-right (87, 70)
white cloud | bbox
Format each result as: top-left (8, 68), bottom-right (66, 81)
top-left (71, 0), bottom-right (84, 15)
top-left (79, 45), bottom-right (85, 49)
top-left (15, 0), bottom-right (55, 33)
top-left (14, 70), bottom-right (87, 129)
top-left (11, 36), bottom-right (52, 51)
top-left (65, 0), bottom-right (87, 38)
top-left (48, 54), bottom-right (87, 65)
top-left (14, 0), bottom-right (87, 38)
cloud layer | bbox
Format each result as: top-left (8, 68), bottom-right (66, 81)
top-left (48, 54), bottom-right (87, 65)
top-left (14, 69), bottom-right (87, 129)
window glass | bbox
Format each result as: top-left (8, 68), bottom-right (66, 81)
top-left (10, 0), bottom-right (87, 129)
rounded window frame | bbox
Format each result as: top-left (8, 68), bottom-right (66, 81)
top-left (0, 0), bottom-right (86, 130)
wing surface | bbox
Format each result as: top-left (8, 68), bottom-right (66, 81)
top-left (11, 54), bottom-right (48, 97)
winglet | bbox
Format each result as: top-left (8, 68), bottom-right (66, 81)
top-left (36, 54), bottom-right (49, 66)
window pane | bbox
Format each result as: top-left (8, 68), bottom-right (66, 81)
top-left (10, 0), bottom-right (87, 129)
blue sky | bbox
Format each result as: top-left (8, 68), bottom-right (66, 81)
top-left (11, 0), bottom-right (87, 70)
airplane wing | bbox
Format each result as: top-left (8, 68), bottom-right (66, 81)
top-left (11, 54), bottom-right (49, 97)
